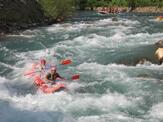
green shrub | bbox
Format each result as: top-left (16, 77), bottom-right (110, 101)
top-left (38, 0), bottom-right (75, 19)
top-left (77, 0), bottom-right (163, 9)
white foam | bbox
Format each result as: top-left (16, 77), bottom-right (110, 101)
top-left (150, 102), bottom-right (163, 120)
top-left (53, 31), bottom-right (163, 54)
top-left (77, 114), bottom-right (144, 122)
top-left (0, 61), bottom-right (20, 70)
top-left (0, 77), bottom-right (10, 97)
top-left (7, 34), bottom-right (35, 38)
top-left (46, 22), bottom-right (94, 33)
top-left (87, 114), bottom-right (133, 122)
top-left (95, 18), bottom-right (139, 27)
top-left (78, 62), bottom-right (163, 75)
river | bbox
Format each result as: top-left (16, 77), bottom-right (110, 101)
top-left (0, 11), bottom-right (163, 122)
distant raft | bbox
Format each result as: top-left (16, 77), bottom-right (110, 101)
top-left (98, 11), bottom-right (109, 15)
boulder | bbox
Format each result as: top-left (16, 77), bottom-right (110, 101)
top-left (155, 40), bottom-right (163, 47)
top-left (112, 17), bottom-right (118, 21)
top-left (0, 0), bottom-right (44, 33)
top-left (155, 48), bottom-right (163, 64)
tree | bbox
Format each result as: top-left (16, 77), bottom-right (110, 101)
top-left (87, 0), bottom-right (97, 10)
top-left (127, 0), bottom-right (136, 8)
top-left (155, 0), bottom-right (163, 7)
top-left (39, 0), bottom-right (75, 20)
top-left (76, 0), bottom-right (88, 10)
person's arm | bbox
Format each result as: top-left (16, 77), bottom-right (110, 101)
top-left (45, 73), bottom-right (53, 83)
top-left (57, 73), bottom-right (65, 80)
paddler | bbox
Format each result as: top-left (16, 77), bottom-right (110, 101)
top-left (38, 59), bottom-right (52, 78)
top-left (37, 59), bottom-right (47, 77)
top-left (45, 66), bottom-right (65, 84)
top-left (39, 59), bottom-right (47, 70)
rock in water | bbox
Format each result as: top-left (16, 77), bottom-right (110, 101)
top-left (155, 40), bottom-right (163, 47)
top-left (155, 48), bottom-right (163, 64)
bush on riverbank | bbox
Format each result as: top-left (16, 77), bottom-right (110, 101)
top-left (39, 0), bottom-right (75, 21)
top-left (77, 0), bottom-right (163, 10)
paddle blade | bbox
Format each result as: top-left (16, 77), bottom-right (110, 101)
top-left (24, 72), bottom-right (36, 78)
top-left (60, 59), bottom-right (72, 65)
top-left (24, 70), bottom-right (40, 77)
top-left (71, 74), bottom-right (80, 80)
top-left (24, 69), bottom-right (35, 76)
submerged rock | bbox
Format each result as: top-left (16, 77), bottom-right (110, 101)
top-left (137, 58), bottom-right (147, 64)
top-left (112, 17), bottom-right (118, 21)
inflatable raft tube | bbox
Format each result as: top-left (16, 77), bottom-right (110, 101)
top-left (34, 76), bottom-right (65, 94)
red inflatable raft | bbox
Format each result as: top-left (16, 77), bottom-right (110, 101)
top-left (98, 11), bottom-right (108, 15)
top-left (34, 76), bottom-right (65, 94)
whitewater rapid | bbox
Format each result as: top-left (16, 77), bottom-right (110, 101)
top-left (0, 12), bottom-right (163, 122)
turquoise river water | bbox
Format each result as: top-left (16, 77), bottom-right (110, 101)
top-left (0, 11), bottom-right (163, 122)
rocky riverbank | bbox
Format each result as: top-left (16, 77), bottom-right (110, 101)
top-left (132, 7), bottom-right (163, 13)
top-left (96, 6), bottom-right (163, 14)
top-left (0, 0), bottom-right (66, 36)
top-left (0, 0), bottom-right (44, 34)
top-left (0, 0), bottom-right (163, 37)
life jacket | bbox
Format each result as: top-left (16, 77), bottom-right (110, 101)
top-left (46, 72), bottom-right (60, 81)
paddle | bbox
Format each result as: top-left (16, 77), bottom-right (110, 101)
top-left (24, 59), bottom-right (72, 76)
top-left (39, 42), bottom-right (50, 54)
top-left (25, 71), bottom-right (80, 80)
top-left (56, 74), bottom-right (80, 81)
top-left (25, 69), bottom-right (80, 80)
top-left (24, 70), bottom-right (40, 76)
top-left (71, 74), bottom-right (80, 80)
top-left (60, 59), bottom-right (72, 65)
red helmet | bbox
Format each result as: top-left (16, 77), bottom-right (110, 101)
top-left (40, 59), bottom-right (46, 64)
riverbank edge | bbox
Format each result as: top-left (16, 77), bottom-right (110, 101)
top-left (96, 6), bottom-right (163, 13)
top-left (0, 18), bottom-right (64, 38)
top-left (1, 6), bottom-right (163, 38)
top-left (131, 6), bottom-right (163, 13)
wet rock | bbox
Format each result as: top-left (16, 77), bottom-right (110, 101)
top-left (137, 58), bottom-right (147, 64)
top-left (112, 17), bottom-right (118, 21)
top-left (137, 74), bottom-right (150, 78)
top-left (0, 0), bottom-right (44, 34)
top-left (155, 48), bottom-right (163, 64)
top-left (155, 40), bottom-right (163, 47)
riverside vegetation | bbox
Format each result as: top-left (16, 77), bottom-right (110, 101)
top-left (0, 0), bottom-right (163, 34)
